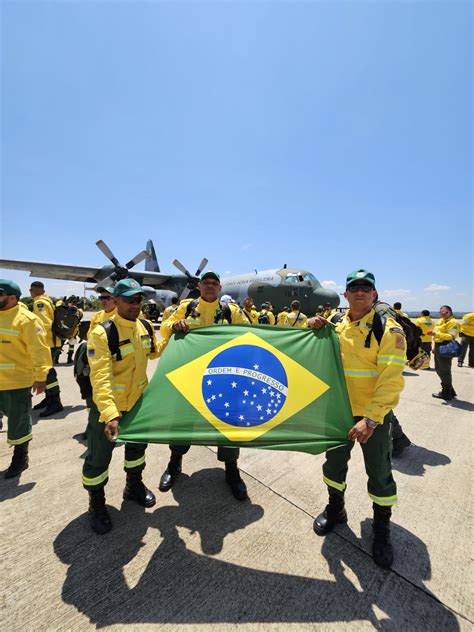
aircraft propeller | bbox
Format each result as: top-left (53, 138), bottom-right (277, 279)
top-left (172, 257), bottom-right (208, 300)
top-left (95, 239), bottom-right (148, 285)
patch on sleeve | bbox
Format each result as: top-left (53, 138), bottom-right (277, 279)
top-left (87, 348), bottom-right (95, 357)
top-left (395, 335), bottom-right (405, 349)
top-left (37, 303), bottom-right (44, 310)
top-left (36, 327), bottom-right (44, 335)
top-left (389, 327), bottom-right (404, 335)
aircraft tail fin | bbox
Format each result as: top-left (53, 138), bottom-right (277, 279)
top-left (145, 239), bottom-right (160, 272)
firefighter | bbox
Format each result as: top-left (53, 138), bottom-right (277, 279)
top-left (87, 287), bottom-right (117, 337)
top-left (158, 270), bottom-right (249, 501)
top-left (432, 305), bottom-right (459, 401)
top-left (242, 296), bottom-right (259, 324)
top-left (83, 279), bottom-right (160, 534)
top-left (29, 281), bottom-right (64, 417)
top-left (285, 300), bottom-right (308, 327)
top-left (308, 269), bottom-right (406, 569)
top-left (458, 312), bottom-right (474, 368)
top-left (276, 306), bottom-right (289, 326)
top-left (415, 310), bottom-right (434, 365)
top-left (161, 297), bottom-right (179, 322)
top-left (258, 303), bottom-right (275, 325)
top-left (393, 302), bottom-right (409, 318)
top-left (0, 279), bottom-right (51, 478)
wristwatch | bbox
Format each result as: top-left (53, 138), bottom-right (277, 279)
top-left (365, 418), bottom-right (378, 429)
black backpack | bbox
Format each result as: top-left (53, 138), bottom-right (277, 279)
top-left (73, 318), bottom-right (155, 400)
top-left (365, 301), bottom-right (422, 362)
top-left (258, 310), bottom-right (270, 325)
top-left (52, 304), bottom-right (82, 342)
top-left (184, 299), bottom-right (232, 325)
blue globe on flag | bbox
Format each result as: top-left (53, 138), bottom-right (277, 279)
top-left (202, 344), bottom-right (288, 427)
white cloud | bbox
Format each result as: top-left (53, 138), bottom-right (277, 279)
top-left (380, 288), bottom-right (412, 299)
top-left (241, 243), bottom-right (252, 251)
top-left (424, 284), bottom-right (450, 293)
top-left (321, 280), bottom-right (344, 292)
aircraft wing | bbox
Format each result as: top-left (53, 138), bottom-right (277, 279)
top-left (0, 259), bottom-right (105, 283)
top-left (127, 270), bottom-right (181, 287)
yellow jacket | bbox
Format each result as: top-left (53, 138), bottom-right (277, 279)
top-left (285, 311), bottom-right (308, 328)
top-left (243, 308), bottom-right (259, 324)
top-left (395, 309), bottom-right (409, 318)
top-left (336, 309), bottom-right (406, 424)
top-left (162, 305), bottom-right (178, 322)
top-left (0, 304), bottom-right (51, 390)
top-left (415, 316), bottom-right (435, 343)
top-left (460, 313), bottom-right (474, 337)
top-left (88, 313), bottom-right (160, 423)
top-left (87, 307), bottom-right (117, 339)
top-left (434, 316), bottom-right (459, 343)
top-left (160, 297), bottom-right (247, 343)
top-left (276, 311), bottom-right (289, 326)
top-left (32, 294), bottom-right (58, 348)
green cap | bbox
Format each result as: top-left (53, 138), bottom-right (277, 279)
top-left (346, 269), bottom-right (376, 288)
top-left (200, 270), bottom-right (220, 282)
top-left (112, 278), bottom-right (144, 297)
top-left (96, 286), bottom-right (114, 295)
top-left (0, 279), bottom-right (21, 298)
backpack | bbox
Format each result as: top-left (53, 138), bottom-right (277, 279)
top-left (364, 301), bottom-right (422, 362)
top-left (258, 310), bottom-right (270, 325)
top-left (52, 304), bottom-right (82, 342)
top-left (184, 299), bottom-right (232, 325)
top-left (73, 318), bottom-right (155, 400)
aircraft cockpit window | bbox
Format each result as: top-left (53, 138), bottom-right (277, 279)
top-left (285, 274), bottom-right (299, 284)
top-left (303, 273), bottom-right (317, 283)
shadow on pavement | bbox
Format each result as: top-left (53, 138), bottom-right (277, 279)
top-left (0, 475), bottom-right (36, 502)
top-left (442, 399), bottom-right (474, 412)
top-left (32, 405), bottom-right (86, 425)
top-left (392, 445), bottom-right (451, 477)
top-left (402, 371), bottom-right (419, 377)
top-left (53, 468), bottom-right (459, 629)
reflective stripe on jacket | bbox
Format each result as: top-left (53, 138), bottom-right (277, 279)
top-left (434, 316), bottom-right (459, 343)
top-left (335, 309), bottom-right (406, 424)
top-left (0, 304), bottom-right (51, 389)
top-left (88, 313), bottom-right (160, 423)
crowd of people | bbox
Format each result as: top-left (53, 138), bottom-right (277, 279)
top-left (0, 271), bottom-right (472, 570)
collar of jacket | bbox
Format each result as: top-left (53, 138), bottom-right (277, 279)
top-left (0, 304), bottom-right (20, 317)
top-left (197, 297), bottom-right (219, 311)
top-left (113, 314), bottom-right (141, 328)
top-left (344, 307), bottom-right (374, 327)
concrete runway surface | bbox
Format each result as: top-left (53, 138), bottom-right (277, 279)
top-left (1, 345), bottom-right (472, 631)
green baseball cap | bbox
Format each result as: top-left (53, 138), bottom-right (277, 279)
top-left (96, 286), bottom-right (114, 295)
top-left (113, 278), bottom-right (144, 297)
top-left (200, 270), bottom-right (220, 282)
top-left (0, 279), bottom-right (22, 298)
top-left (346, 269), bottom-right (376, 288)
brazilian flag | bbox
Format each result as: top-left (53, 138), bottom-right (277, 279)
top-left (118, 325), bottom-right (353, 455)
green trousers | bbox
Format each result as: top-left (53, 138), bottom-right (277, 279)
top-left (322, 413), bottom-right (397, 507)
top-left (45, 348), bottom-right (61, 399)
top-left (434, 343), bottom-right (453, 390)
top-left (0, 387), bottom-right (32, 445)
top-left (82, 400), bottom-right (147, 490)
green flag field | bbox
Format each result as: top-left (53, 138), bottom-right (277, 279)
top-left (117, 324), bottom-right (353, 455)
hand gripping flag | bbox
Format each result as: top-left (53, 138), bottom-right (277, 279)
top-left (118, 325), bottom-right (353, 455)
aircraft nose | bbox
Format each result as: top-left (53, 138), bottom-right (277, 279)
top-left (313, 287), bottom-right (340, 308)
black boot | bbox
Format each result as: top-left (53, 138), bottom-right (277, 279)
top-left (67, 351), bottom-right (74, 364)
top-left (159, 454), bottom-right (182, 492)
top-left (39, 396), bottom-right (64, 418)
top-left (392, 433), bottom-right (411, 458)
top-left (5, 443), bottom-right (29, 479)
top-left (450, 387), bottom-right (457, 398)
top-left (33, 397), bottom-right (48, 410)
top-left (432, 389), bottom-right (452, 401)
top-left (225, 462), bottom-right (248, 500)
top-left (313, 491), bottom-right (347, 535)
top-left (372, 505), bottom-right (394, 569)
top-left (123, 471), bottom-right (156, 507)
top-left (88, 488), bottom-right (112, 534)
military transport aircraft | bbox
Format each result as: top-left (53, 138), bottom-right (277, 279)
top-left (0, 239), bottom-right (340, 314)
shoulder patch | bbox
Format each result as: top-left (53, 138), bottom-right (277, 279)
top-left (87, 348), bottom-right (95, 356)
top-left (389, 327), bottom-right (405, 335)
top-left (395, 335), bottom-right (405, 350)
top-left (37, 303), bottom-right (44, 310)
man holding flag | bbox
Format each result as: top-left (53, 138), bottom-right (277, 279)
top-left (158, 270), bottom-right (250, 500)
top-left (308, 269), bottom-right (406, 569)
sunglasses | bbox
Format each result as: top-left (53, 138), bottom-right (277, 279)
top-left (346, 284), bottom-right (373, 293)
top-left (98, 295), bottom-right (113, 301)
top-left (122, 295), bottom-right (143, 304)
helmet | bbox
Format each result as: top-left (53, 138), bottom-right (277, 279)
top-left (408, 349), bottom-right (430, 371)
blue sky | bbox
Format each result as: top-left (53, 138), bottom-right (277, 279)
top-left (1, 1), bottom-right (472, 310)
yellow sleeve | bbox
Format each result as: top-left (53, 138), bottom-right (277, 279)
top-left (159, 302), bottom-right (189, 341)
top-left (364, 318), bottom-right (406, 424)
top-left (23, 316), bottom-right (52, 382)
top-left (437, 320), bottom-right (459, 341)
top-left (87, 312), bottom-right (100, 339)
top-left (33, 298), bottom-right (54, 330)
top-left (88, 325), bottom-right (120, 423)
top-left (230, 305), bottom-right (248, 325)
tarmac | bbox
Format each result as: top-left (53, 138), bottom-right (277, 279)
top-left (1, 338), bottom-right (473, 631)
